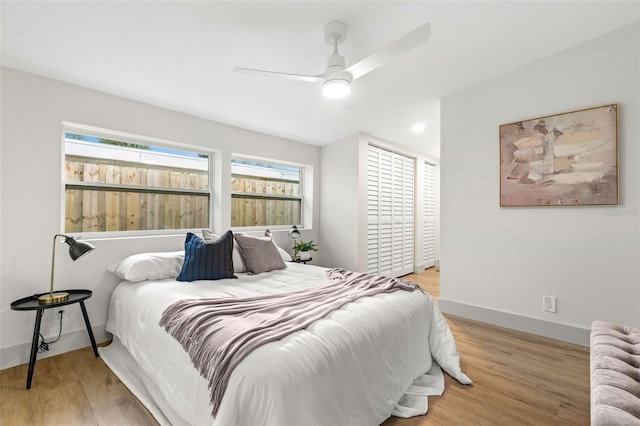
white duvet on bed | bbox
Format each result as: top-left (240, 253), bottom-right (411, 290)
top-left (102, 263), bottom-right (470, 426)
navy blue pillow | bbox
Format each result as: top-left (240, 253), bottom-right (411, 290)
top-left (177, 231), bottom-right (237, 282)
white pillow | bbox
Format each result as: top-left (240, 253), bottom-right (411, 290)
top-left (107, 251), bottom-right (184, 282)
top-left (277, 246), bottom-right (293, 262)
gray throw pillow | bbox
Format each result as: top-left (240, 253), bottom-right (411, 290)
top-left (234, 232), bottom-right (287, 274)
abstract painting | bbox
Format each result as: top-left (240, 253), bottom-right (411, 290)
top-left (500, 104), bottom-right (618, 207)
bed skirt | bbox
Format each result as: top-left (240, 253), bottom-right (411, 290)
top-left (100, 337), bottom-right (454, 425)
top-left (99, 338), bottom-right (178, 426)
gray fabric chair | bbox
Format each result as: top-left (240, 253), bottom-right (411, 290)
top-left (590, 321), bottom-right (640, 425)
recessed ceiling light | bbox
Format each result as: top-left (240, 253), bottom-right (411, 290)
top-left (411, 123), bottom-right (426, 133)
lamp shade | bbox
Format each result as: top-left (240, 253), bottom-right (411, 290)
top-left (39, 234), bottom-right (95, 304)
top-left (65, 236), bottom-right (95, 261)
top-left (288, 225), bottom-right (301, 240)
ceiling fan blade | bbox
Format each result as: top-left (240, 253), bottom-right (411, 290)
top-left (233, 67), bottom-right (323, 84)
top-left (346, 23), bottom-right (431, 80)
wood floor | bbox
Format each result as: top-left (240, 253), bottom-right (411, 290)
top-left (0, 268), bottom-right (590, 426)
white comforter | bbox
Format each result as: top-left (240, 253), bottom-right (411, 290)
top-left (104, 263), bottom-right (470, 426)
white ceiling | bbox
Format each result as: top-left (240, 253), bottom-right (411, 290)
top-left (2, 1), bottom-right (639, 158)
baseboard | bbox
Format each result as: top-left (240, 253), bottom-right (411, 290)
top-left (414, 261), bottom-right (439, 273)
top-left (0, 324), bottom-right (110, 370)
top-left (438, 299), bottom-right (590, 347)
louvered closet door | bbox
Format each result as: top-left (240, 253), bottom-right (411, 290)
top-left (423, 162), bottom-right (436, 269)
top-left (367, 145), bottom-right (415, 278)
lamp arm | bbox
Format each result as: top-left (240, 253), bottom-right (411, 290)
top-left (49, 233), bottom-right (66, 297)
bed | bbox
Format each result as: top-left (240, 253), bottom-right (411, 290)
top-left (100, 232), bottom-right (470, 426)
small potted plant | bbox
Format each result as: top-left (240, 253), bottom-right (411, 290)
top-left (293, 240), bottom-right (318, 261)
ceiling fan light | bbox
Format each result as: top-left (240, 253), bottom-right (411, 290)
top-left (323, 79), bottom-right (351, 99)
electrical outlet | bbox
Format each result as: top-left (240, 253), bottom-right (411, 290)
top-left (43, 309), bottom-right (69, 324)
top-left (41, 310), bottom-right (67, 339)
top-left (543, 296), bottom-right (556, 313)
top-left (57, 309), bottom-right (68, 324)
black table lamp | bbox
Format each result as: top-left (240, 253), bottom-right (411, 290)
top-left (288, 225), bottom-right (301, 239)
top-left (289, 225), bottom-right (301, 243)
top-left (288, 225), bottom-right (301, 259)
top-left (39, 234), bottom-right (95, 304)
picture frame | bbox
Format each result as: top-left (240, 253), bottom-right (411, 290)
top-left (499, 104), bottom-right (618, 207)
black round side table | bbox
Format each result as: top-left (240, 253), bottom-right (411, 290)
top-left (10, 289), bottom-right (99, 389)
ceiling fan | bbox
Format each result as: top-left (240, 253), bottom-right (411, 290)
top-left (233, 21), bottom-right (431, 108)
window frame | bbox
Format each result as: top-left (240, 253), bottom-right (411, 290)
top-left (230, 154), bottom-right (307, 231)
top-left (61, 122), bottom-right (216, 238)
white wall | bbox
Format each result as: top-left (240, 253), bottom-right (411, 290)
top-left (319, 134), bottom-right (361, 271)
top-left (439, 23), bottom-right (640, 346)
top-left (0, 68), bottom-right (321, 369)
top-left (320, 133), bottom-right (440, 274)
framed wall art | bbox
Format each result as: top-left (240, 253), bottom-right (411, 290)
top-left (499, 104), bottom-right (618, 207)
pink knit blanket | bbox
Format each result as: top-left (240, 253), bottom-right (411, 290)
top-left (159, 268), bottom-right (419, 417)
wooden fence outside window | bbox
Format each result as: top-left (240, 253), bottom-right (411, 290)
top-left (64, 158), bottom-right (302, 232)
top-left (64, 156), bottom-right (209, 232)
top-left (231, 174), bottom-right (301, 227)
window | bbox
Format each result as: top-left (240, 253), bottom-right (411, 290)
top-left (231, 158), bottom-right (302, 228)
top-left (63, 125), bottom-right (212, 234)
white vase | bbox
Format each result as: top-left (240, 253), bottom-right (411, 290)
top-left (299, 251), bottom-right (311, 261)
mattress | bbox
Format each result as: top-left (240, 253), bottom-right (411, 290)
top-left (101, 263), bottom-right (470, 425)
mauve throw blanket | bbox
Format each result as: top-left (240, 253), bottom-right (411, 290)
top-left (159, 268), bottom-right (420, 417)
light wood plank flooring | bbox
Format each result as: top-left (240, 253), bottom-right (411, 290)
top-left (1, 268), bottom-right (590, 425)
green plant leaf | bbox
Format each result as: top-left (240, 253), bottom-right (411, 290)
top-left (292, 240), bottom-right (318, 253)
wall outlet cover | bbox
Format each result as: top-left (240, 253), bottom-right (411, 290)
top-left (543, 296), bottom-right (557, 313)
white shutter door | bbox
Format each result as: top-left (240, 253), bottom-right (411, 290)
top-left (423, 162), bottom-right (436, 268)
top-left (367, 145), bottom-right (414, 277)
top-left (367, 148), bottom-right (380, 274)
top-left (401, 155), bottom-right (415, 275)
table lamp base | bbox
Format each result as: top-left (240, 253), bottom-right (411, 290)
top-left (39, 292), bottom-right (69, 304)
